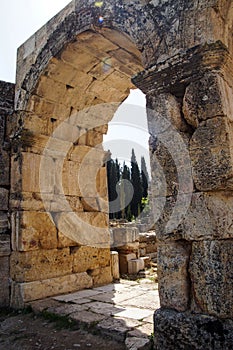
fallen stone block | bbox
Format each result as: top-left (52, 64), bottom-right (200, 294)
top-left (128, 258), bottom-right (145, 275)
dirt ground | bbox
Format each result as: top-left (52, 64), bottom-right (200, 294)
top-left (0, 308), bottom-right (125, 350)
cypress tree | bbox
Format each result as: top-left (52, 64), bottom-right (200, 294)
top-left (130, 149), bottom-right (143, 218)
top-left (121, 162), bottom-right (131, 219)
top-left (106, 157), bottom-right (119, 219)
top-left (141, 156), bottom-right (149, 198)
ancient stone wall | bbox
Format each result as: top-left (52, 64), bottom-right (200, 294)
top-left (0, 0), bottom-right (232, 348)
top-left (132, 1), bottom-right (233, 347)
top-left (10, 0), bottom-right (145, 307)
top-left (0, 81), bottom-right (15, 306)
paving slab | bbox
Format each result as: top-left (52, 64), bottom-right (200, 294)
top-left (46, 303), bottom-right (88, 316)
top-left (29, 280), bottom-right (160, 347)
top-left (119, 293), bottom-right (160, 310)
top-left (125, 336), bottom-right (152, 350)
top-left (114, 307), bottom-right (153, 321)
top-left (70, 310), bottom-right (106, 325)
top-left (97, 317), bottom-right (140, 342)
top-left (53, 289), bottom-right (102, 302)
top-left (85, 301), bottom-right (125, 316)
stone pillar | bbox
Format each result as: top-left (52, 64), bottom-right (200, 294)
top-left (0, 81), bottom-right (15, 306)
top-left (133, 42), bottom-right (233, 349)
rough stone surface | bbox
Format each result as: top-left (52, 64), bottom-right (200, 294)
top-left (111, 251), bottom-right (120, 280)
top-left (72, 246), bottom-right (110, 274)
top-left (89, 266), bottom-right (113, 286)
top-left (154, 191), bottom-right (233, 241)
top-left (154, 309), bottom-right (233, 350)
top-left (10, 248), bottom-right (73, 282)
top-left (10, 272), bottom-right (93, 308)
top-left (0, 150), bottom-right (10, 186)
top-left (0, 234), bottom-right (11, 257)
top-left (1, 1), bottom-right (233, 348)
top-left (190, 116), bottom-right (233, 191)
top-left (125, 336), bottom-right (151, 350)
top-left (0, 212), bottom-right (9, 234)
top-left (0, 188), bottom-right (9, 211)
top-left (157, 241), bottom-right (191, 312)
top-left (11, 211), bottom-right (57, 251)
top-left (0, 256), bottom-right (10, 306)
top-left (111, 227), bottom-right (139, 248)
top-left (183, 72), bottom-right (233, 127)
top-left (190, 240), bottom-right (233, 319)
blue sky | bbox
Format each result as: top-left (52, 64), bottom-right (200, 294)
top-left (0, 0), bottom-right (149, 170)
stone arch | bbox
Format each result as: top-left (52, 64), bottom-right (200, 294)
top-left (0, 1), bottom-right (232, 348)
top-left (11, 1), bottom-right (154, 308)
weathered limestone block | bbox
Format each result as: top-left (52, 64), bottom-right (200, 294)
top-left (96, 167), bottom-right (108, 199)
top-left (157, 241), bottom-right (191, 312)
top-left (70, 163), bottom-right (106, 199)
top-left (81, 197), bottom-right (99, 212)
top-left (36, 76), bottom-right (69, 103)
top-left (50, 194), bottom-right (83, 213)
top-left (88, 266), bottom-right (112, 286)
top-left (0, 234), bottom-right (11, 257)
top-left (119, 253), bottom-right (137, 274)
top-left (86, 130), bottom-right (103, 147)
top-left (11, 211), bottom-right (57, 251)
top-left (0, 150), bottom-right (10, 186)
top-left (0, 81), bottom-right (15, 115)
top-left (23, 113), bottom-right (49, 135)
top-left (10, 192), bottom-right (83, 213)
top-left (0, 188), bottom-right (8, 210)
top-left (10, 248), bottom-right (72, 282)
top-left (183, 72), bottom-right (233, 128)
top-left (68, 145), bottom-right (98, 163)
top-left (190, 240), bottom-right (233, 319)
top-left (110, 226), bottom-right (139, 248)
top-left (154, 309), bottom-right (233, 350)
top-left (57, 231), bottom-right (80, 248)
top-left (148, 118), bottom-right (192, 198)
top-left (24, 134), bottom-right (72, 159)
top-left (55, 159), bottom-right (81, 196)
top-left (190, 116), bottom-right (233, 190)
top-left (0, 212), bottom-right (9, 234)
top-left (88, 79), bottom-right (126, 103)
top-left (72, 246), bottom-right (110, 274)
top-left (154, 191), bottom-right (233, 241)
top-left (27, 94), bottom-right (70, 120)
top-left (111, 251), bottom-right (120, 280)
top-left (53, 211), bottom-right (109, 248)
top-left (10, 272), bottom-right (93, 308)
top-left (11, 152), bottom-right (55, 193)
top-left (152, 193), bottom-right (192, 240)
top-left (0, 256), bottom-right (10, 306)
top-left (181, 191), bottom-right (233, 241)
top-left (139, 232), bottom-right (157, 254)
top-left (147, 93), bottom-right (190, 134)
top-left (128, 258), bottom-right (145, 274)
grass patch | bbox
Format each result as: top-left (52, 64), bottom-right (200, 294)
top-left (41, 311), bottom-right (78, 330)
top-left (0, 305), bottom-right (32, 318)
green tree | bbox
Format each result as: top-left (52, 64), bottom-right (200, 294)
top-left (130, 149), bottom-right (143, 218)
top-left (141, 156), bottom-right (149, 198)
top-left (120, 162), bottom-right (131, 219)
top-left (106, 156), bottom-right (119, 219)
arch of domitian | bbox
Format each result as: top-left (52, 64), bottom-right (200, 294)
top-left (0, 1), bottom-right (232, 348)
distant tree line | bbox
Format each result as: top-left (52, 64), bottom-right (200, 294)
top-left (106, 149), bottom-right (150, 221)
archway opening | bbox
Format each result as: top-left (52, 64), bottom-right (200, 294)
top-left (10, 28), bottom-right (157, 307)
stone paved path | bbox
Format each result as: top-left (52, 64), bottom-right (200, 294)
top-left (29, 279), bottom-right (160, 350)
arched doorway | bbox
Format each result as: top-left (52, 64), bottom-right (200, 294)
top-left (2, 1), bottom-right (232, 348)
